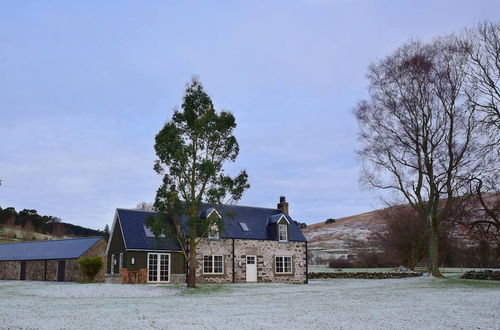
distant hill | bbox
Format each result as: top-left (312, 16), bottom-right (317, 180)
top-left (0, 206), bottom-right (104, 243)
top-left (302, 209), bottom-right (387, 264)
top-left (302, 194), bottom-right (499, 265)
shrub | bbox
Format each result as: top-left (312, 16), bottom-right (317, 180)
top-left (325, 218), bottom-right (336, 224)
top-left (78, 256), bottom-right (104, 282)
top-left (328, 258), bottom-right (356, 268)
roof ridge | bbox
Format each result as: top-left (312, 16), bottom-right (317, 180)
top-left (220, 204), bottom-right (278, 211)
top-left (117, 204), bottom-right (279, 213)
top-left (117, 207), bottom-right (157, 213)
top-left (0, 236), bottom-right (102, 246)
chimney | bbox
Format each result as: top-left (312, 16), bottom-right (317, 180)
top-left (277, 196), bottom-right (289, 215)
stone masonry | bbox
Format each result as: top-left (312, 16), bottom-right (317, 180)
top-left (0, 238), bottom-right (107, 282)
top-left (0, 261), bottom-right (20, 280)
top-left (195, 238), bottom-right (307, 284)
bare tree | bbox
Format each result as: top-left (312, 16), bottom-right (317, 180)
top-left (354, 38), bottom-right (479, 276)
top-left (463, 22), bottom-right (500, 134)
top-left (135, 202), bottom-right (156, 212)
top-left (460, 22), bottom-right (500, 241)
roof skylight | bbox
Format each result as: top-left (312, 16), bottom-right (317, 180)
top-left (143, 225), bottom-right (165, 238)
top-left (239, 222), bottom-right (250, 232)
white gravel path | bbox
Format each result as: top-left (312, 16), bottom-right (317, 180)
top-left (0, 276), bottom-right (499, 329)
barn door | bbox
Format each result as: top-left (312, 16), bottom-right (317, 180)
top-left (57, 260), bottom-right (66, 282)
top-left (20, 261), bottom-right (26, 280)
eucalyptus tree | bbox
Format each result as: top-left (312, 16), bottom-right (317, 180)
top-left (147, 77), bottom-right (249, 287)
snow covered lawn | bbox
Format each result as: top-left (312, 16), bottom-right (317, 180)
top-left (0, 276), bottom-right (499, 329)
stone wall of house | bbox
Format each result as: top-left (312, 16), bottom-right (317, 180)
top-left (234, 239), bottom-right (307, 284)
top-left (0, 238), bottom-right (107, 282)
top-left (25, 260), bottom-right (45, 281)
top-left (44, 260), bottom-right (57, 281)
top-left (0, 261), bottom-right (20, 280)
top-left (194, 238), bottom-right (307, 284)
top-left (105, 274), bottom-right (121, 284)
top-left (195, 238), bottom-right (234, 283)
top-left (79, 238), bottom-right (107, 282)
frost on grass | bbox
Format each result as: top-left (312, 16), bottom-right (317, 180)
top-left (0, 277), bottom-right (499, 329)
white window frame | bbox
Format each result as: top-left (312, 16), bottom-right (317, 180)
top-left (119, 253), bottom-right (123, 268)
top-left (207, 224), bottom-right (219, 239)
top-left (275, 256), bottom-right (293, 274)
top-left (278, 223), bottom-right (288, 242)
top-left (147, 252), bottom-right (171, 283)
top-left (203, 255), bottom-right (224, 274)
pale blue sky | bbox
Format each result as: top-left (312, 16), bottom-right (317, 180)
top-left (1, 1), bottom-right (499, 229)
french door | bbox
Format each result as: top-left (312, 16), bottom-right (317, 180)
top-left (147, 253), bottom-right (170, 283)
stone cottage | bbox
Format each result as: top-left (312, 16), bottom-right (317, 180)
top-left (106, 196), bottom-right (308, 284)
top-left (0, 237), bottom-right (107, 282)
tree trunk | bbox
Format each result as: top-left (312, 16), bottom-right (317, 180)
top-left (186, 242), bottom-right (197, 288)
top-left (427, 216), bottom-right (442, 277)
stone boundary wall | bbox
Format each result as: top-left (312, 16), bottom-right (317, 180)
top-left (461, 270), bottom-right (500, 281)
top-left (310, 272), bottom-right (423, 279)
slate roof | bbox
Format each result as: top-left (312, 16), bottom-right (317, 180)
top-left (116, 209), bottom-right (182, 250)
top-left (0, 237), bottom-right (103, 261)
top-left (116, 204), bottom-right (307, 251)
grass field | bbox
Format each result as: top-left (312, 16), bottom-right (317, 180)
top-left (1, 276), bottom-right (499, 329)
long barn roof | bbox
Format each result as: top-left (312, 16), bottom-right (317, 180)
top-left (0, 237), bottom-right (103, 261)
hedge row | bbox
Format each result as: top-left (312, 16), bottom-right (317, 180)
top-left (309, 271), bottom-right (423, 279)
top-left (461, 270), bottom-right (500, 281)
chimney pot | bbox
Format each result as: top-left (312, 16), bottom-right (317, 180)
top-left (277, 196), bottom-right (289, 215)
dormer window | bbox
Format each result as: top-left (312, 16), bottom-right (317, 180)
top-left (208, 225), bottom-right (219, 239)
top-left (278, 223), bottom-right (288, 242)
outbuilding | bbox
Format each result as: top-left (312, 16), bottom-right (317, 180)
top-left (0, 237), bottom-right (106, 282)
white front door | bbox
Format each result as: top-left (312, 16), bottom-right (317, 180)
top-left (246, 255), bottom-right (257, 282)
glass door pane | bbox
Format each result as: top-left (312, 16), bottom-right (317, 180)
top-left (159, 254), bottom-right (169, 282)
top-left (148, 254), bottom-right (158, 282)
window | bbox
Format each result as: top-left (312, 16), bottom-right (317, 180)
top-left (203, 255), bottom-right (224, 274)
top-left (110, 254), bottom-right (115, 274)
top-left (147, 253), bottom-right (170, 283)
top-left (119, 253), bottom-right (123, 268)
top-left (208, 225), bottom-right (219, 239)
top-left (275, 256), bottom-right (292, 274)
top-left (143, 225), bottom-right (165, 238)
top-left (278, 224), bottom-right (288, 242)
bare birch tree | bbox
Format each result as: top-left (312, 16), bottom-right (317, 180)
top-left (354, 38), bottom-right (479, 277)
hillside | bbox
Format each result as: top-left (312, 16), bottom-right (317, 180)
top-left (0, 206), bottom-right (105, 243)
top-left (302, 209), bottom-right (387, 264)
top-left (302, 194), bottom-right (499, 265)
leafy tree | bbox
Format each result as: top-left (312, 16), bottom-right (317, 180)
top-left (78, 256), bottom-right (104, 282)
top-left (0, 207), bottom-right (17, 225)
top-left (147, 77), bottom-right (249, 288)
top-left (103, 224), bottom-right (110, 240)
